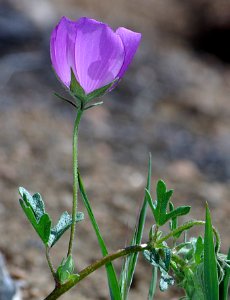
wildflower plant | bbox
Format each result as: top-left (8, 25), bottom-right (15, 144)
top-left (18, 17), bottom-right (229, 300)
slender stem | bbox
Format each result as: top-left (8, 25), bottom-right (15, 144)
top-left (157, 220), bottom-right (221, 252)
top-left (46, 246), bottom-right (56, 281)
top-left (44, 243), bottom-right (149, 300)
top-left (67, 109), bottom-right (83, 257)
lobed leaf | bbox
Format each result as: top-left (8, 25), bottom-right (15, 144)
top-left (146, 180), bottom-right (190, 226)
top-left (19, 187), bottom-right (51, 245)
top-left (49, 211), bottom-right (84, 247)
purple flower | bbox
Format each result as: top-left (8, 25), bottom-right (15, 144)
top-left (50, 17), bottom-right (141, 96)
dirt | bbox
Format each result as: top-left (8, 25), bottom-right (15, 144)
top-left (0, 1), bottom-right (229, 299)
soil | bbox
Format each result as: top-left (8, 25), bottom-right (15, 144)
top-left (0, 1), bottom-right (229, 299)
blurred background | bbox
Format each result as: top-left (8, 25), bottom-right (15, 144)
top-left (0, 0), bottom-right (230, 299)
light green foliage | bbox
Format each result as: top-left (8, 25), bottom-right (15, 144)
top-left (19, 187), bottom-right (51, 245)
top-left (56, 255), bottom-right (77, 284)
top-left (19, 187), bottom-right (84, 247)
top-left (143, 248), bottom-right (174, 291)
top-left (49, 211), bottom-right (84, 247)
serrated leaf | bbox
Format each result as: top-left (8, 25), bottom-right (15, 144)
top-left (145, 181), bottom-right (190, 226)
top-left (204, 204), bottom-right (219, 300)
top-left (48, 211), bottom-right (84, 247)
top-left (19, 188), bottom-right (51, 245)
top-left (119, 154), bottom-right (152, 300)
top-left (19, 187), bottom-right (45, 221)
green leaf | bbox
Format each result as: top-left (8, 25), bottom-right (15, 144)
top-left (84, 101), bottom-right (104, 111)
top-left (86, 80), bottom-right (116, 102)
top-left (119, 154), bottom-right (152, 300)
top-left (70, 69), bottom-right (86, 102)
top-left (78, 172), bottom-right (121, 300)
top-left (19, 187), bottom-right (51, 245)
top-left (148, 267), bottom-right (157, 300)
top-left (169, 202), bottom-right (177, 231)
top-left (48, 211), bottom-right (84, 247)
top-left (57, 255), bottom-right (75, 284)
top-left (143, 248), bottom-right (174, 292)
top-left (194, 236), bottom-right (204, 265)
top-left (203, 204), bottom-right (219, 300)
top-left (145, 180), bottom-right (190, 226)
top-left (159, 270), bottom-right (174, 292)
top-left (54, 92), bottom-right (78, 108)
top-left (19, 187), bottom-right (45, 221)
top-left (219, 248), bottom-right (230, 300)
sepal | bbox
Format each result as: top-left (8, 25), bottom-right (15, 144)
top-left (56, 255), bottom-right (75, 284)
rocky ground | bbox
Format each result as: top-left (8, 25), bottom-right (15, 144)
top-left (0, 0), bottom-right (229, 299)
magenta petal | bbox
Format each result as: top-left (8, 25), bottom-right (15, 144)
top-left (50, 17), bottom-right (71, 86)
top-left (75, 18), bottom-right (125, 94)
top-left (116, 27), bottom-right (141, 79)
top-left (50, 17), bottom-right (80, 87)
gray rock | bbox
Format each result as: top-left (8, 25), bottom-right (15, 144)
top-left (0, 254), bottom-right (21, 300)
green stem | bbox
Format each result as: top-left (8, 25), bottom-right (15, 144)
top-left (44, 243), bottom-right (149, 300)
top-left (67, 109), bottom-right (83, 257)
top-left (157, 220), bottom-right (221, 252)
top-left (46, 246), bottom-right (57, 282)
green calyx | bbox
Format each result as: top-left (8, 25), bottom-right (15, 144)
top-left (69, 69), bottom-right (116, 108)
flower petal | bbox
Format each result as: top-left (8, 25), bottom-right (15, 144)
top-left (50, 17), bottom-right (70, 86)
top-left (50, 17), bottom-right (80, 87)
top-left (116, 27), bottom-right (141, 79)
top-left (74, 17), bottom-right (125, 94)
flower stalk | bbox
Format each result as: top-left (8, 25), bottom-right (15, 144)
top-left (67, 108), bottom-right (83, 257)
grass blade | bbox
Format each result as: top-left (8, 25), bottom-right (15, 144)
top-left (78, 172), bottom-right (121, 300)
top-left (119, 154), bottom-right (152, 299)
top-left (219, 248), bottom-right (230, 300)
top-left (148, 267), bottom-right (157, 300)
top-left (204, 203), bottom-right (219, 300)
